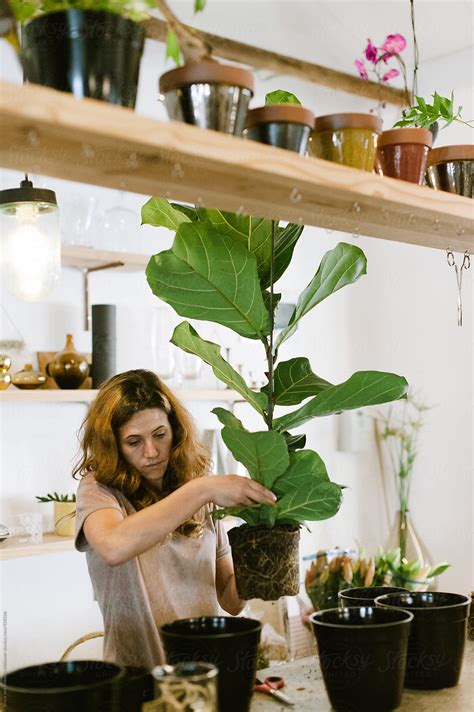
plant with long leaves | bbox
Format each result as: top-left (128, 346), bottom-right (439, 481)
top-left (143, 197), bottom-right (408, 529)
top-left (394, 92), bottom-right (474, 130)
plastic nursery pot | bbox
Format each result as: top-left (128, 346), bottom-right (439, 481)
top-left (310, 606), bottom-right (413, 712)
top-left (375, 128), bottom-right (433, 184)
top-left (159, 61), bottom-right (255, 135)
top-left (426, 144), bottom-right (474, 198)
top-left (160, 616), bottom-right (261, 712)
top-left (2, 660), bottom-right (125, 712)
top-left (228, 523), bottom-right (300, 600)
top-left (375, 591), bottom-right (471, 689)
top-left (309, 113), bottom-right (382, 170)
top-left (21, 10), bottom-right (145, 108)
top-left (339, 586), bottom-right (409, 608)
top-left (244, 104), bottom-right (315, 154)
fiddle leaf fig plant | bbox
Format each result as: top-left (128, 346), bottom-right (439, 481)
top-left (143, 198), bottom-right (408, 529)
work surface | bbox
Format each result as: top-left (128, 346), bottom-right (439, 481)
top-left (250, 641), bottom-right (473, 711)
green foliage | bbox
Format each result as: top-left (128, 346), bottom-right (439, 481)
top-left (144, 196), bottom-right (408, 528)
top-left (165, 28), bottom-right (183, 68)
top-left (194, 0), bottom-right (206, 11)
top-left (394, 92), bottom-right (474, 130)
top-left (265, 90), bottom-right (302, 106)
top-left (10, 0), bottom-right (155, 22)
top-left (36, 492), bottom-right (76, 503)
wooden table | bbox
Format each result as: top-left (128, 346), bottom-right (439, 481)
top-left (250, 641), bottom-right (473, 711)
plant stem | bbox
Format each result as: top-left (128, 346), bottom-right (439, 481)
top-left (265, 220), bottom-right (277, 430)
top-left (154, 0), bottom-right (212, 64)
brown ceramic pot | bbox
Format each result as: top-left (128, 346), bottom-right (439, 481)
top-left (310, 113), bottom-right (382, 170)
top-left (426, 144), bottom-right (474, 198)
top-left (376, 128), bottom-right (433, 184)
top-left (245, 104), bottom-right (315, 154)
top-left (46, 334), bottom-right (89, 389)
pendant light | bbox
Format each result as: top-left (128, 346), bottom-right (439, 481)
top-left (0, 175), bottom-right (61, 301)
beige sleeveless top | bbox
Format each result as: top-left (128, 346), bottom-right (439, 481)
top-left (74, 473), bottom-right (231, 670)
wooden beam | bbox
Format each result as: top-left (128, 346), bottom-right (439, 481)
top-left (0, 82), bottom-right (471, 253)
top-left (143, 17), bottom-right (408, 107)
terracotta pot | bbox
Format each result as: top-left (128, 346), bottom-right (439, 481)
top-left (244, 104), bottom-right (315, 154)
top-left (54, 502), bottom-right (76, 537)
top-left (46, 334), bottom-right (89, 390)
top-left (228, 524), bottom-right (300, 600)
top-left (426, 144), bottom-right (474, 198)
top-left (310, 113), bottom-right (382, 170)
top-left (159, 61), bottom-right (254, 135)
top-left (375, 128), bottom-right (433, 184)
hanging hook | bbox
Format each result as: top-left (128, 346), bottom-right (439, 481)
top-left (446, 248), bottom-right (471, 326)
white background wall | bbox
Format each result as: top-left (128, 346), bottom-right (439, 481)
top-left (0, 2), bottom-right (472, 673)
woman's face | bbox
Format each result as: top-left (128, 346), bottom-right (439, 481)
top-left (118, 408), bottom-right (173, 489)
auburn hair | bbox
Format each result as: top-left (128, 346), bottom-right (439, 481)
top-left (72, 369), bottom-right (210, 537)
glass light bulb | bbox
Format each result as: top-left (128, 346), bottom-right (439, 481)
top-left (1, 201), bottom-right (61, 301)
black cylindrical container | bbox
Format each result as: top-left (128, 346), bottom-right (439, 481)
top-left (92, 304), bottom-right (117, 388)
top-left (2, 660), bottom-right (124, 712)
top-left (21, 10), bottom-right (145, 107)
top-left (339, 586), bottom-right (409, 608)
top-left (160, 616), bottom-right (261, 712)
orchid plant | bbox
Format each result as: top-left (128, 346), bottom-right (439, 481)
top-left (355, 33), bottom-right (409, 100)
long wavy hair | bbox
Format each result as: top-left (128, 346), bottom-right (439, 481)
top-left (73, 369), bottom-right (210, 537)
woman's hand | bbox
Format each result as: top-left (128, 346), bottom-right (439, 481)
top-left (203, 475), bottom-right (277, 508)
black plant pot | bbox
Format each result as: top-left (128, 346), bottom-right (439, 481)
top-left (21, 10), bottom-right (145, 107)
top-left (339, 586), bottom-right (409, 608)
top-left (160, 616), bottom-right (261, 712)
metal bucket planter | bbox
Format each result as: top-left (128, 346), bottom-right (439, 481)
top-left (159, 61), bottom-right (254, 135)
top-left (21, 10), bottom-right (145, 108)
top-left (426, 145), bottom-right (474, 198)
top-left (375, 128), bottom-right (433, 184)
top-left (228, 524), bottom-right (300, 600)
top-left (244, 104), bottom-right (315, 154)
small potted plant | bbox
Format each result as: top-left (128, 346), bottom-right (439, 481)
top-left (36, 492), bottom-right (76, 537)
top-left (157, 0), bottom-right (254, 134)
top-left (11, 0), bottom-right (152, 107)
top-left (244, 90), bottom-right (315, 154)
top-left (143, 197), bottom-right (408, 600)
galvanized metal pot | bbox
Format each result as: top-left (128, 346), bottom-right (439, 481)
top-left (244, 104), bottom-right (315, 154)
top-left (426, 145), bottom-right (474, 198)
top-left (159, 61), bottom-right (254, 135)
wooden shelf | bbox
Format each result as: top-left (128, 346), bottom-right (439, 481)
top-left (0, 532), bottom-right (74, 561)
top-left (0, 389), bottom-right (243, 403)
top-left (1, 81), bottom-right (472, 253)
top-left (62, 245), bottom-right (148, 271)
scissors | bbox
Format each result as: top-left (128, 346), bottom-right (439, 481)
top-left (254, 676), bottom-right (294, 706)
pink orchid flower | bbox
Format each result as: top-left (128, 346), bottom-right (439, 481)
top-left (355, 59), bottom-right (368, 80)
top-left (364, 39), bottom-right (378, 64)
top-left (382, 68), bottom-right (400, 82)
top-left (381, 33), bottom-right (406, 54)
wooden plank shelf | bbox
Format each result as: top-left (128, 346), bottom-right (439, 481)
top-left (0, 532), bottom-right (74, 561)
top-left (0, 389), bottom-right (242, 403)
top-left (62, 245), bottom-right (148, 272)
top-left (1, 81), bottom-right (472, 254)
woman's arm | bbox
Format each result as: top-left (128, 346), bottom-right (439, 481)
top-left (216, 553), bottom-right (246, 616)
top-left (83, 476), bottom-right (276, 567)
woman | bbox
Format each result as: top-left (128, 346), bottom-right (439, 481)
top-left (73, 369), bottom-right (275, 670)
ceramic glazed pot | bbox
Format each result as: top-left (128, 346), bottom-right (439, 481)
top-left (339, 585), bottom-right (409, 608)
top-left (160, 616), bottom-right (261, 712)
top-left (12, 363), bottom-right (46, 390)
top-left (375, 591), bottom-right (471, 689)
top-left (375, 128), bottom-right (433, 184)
top-left (310, 606), bottom-right (413, 712)
top-left (159, 61), bottom-right (254, 135)
top-left (228, 523), bottom-right (300, 600)
top-left (54, 502), bottom-right (76, 537)
top-left (426, 145), bottom-right (474, 198)
top-left (310, 113), bottom-right (382, 170)
top-left (22, 10), bottom-right (145, 107)
top-left (244, 104), bottom-right (315, 154)
top-left (46, 334), bottom-right (89, 390)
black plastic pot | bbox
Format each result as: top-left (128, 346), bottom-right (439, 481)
top-left (339, 586), bottom-right (409, 608)
top-left (310, 606), bottom-right (413, 712)
top-left (375, 591), bottom-right (470, 689)
top-left (2, 660), bottom-right (125, 712)
top-left (160, 616), bottom-right (261, 712)
top-left (21, 10), bottom-right (145, 107)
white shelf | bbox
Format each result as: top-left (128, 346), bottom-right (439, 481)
top-left (0, 532), bottom-right (75, 561)
top-left (0, 389), bottom-right (243, 403)
top-left (62, 245), bottom-right (149, 272)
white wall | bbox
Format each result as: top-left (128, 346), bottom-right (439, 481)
top-left (1, 12), bottom-right (472, 673)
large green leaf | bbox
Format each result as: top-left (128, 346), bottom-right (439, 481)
top-left (274, 371), bottom-right (408, 431)
top-left (213, 504), bottom-right (276, 527)
top-left (262, 222), bottom-right (304, 289)
top-left (171, 322), bottom-right (267, 415)
top-left (262, 357), bottom-right (332, 406)
top-left (276, 243), bottom-right (367, 348)
top-left (272, 450), bottom-right (329, 496)
top-left (146, 222), bottom-right (270, 339)
top-left (141, 198), bottom-right (191, 231)
top-left (212, 407), bottom-right (245, 430)
top-left (276, 479), bottom-right (343, 523)
top-left (220, 427), bottom-right (289, 488)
